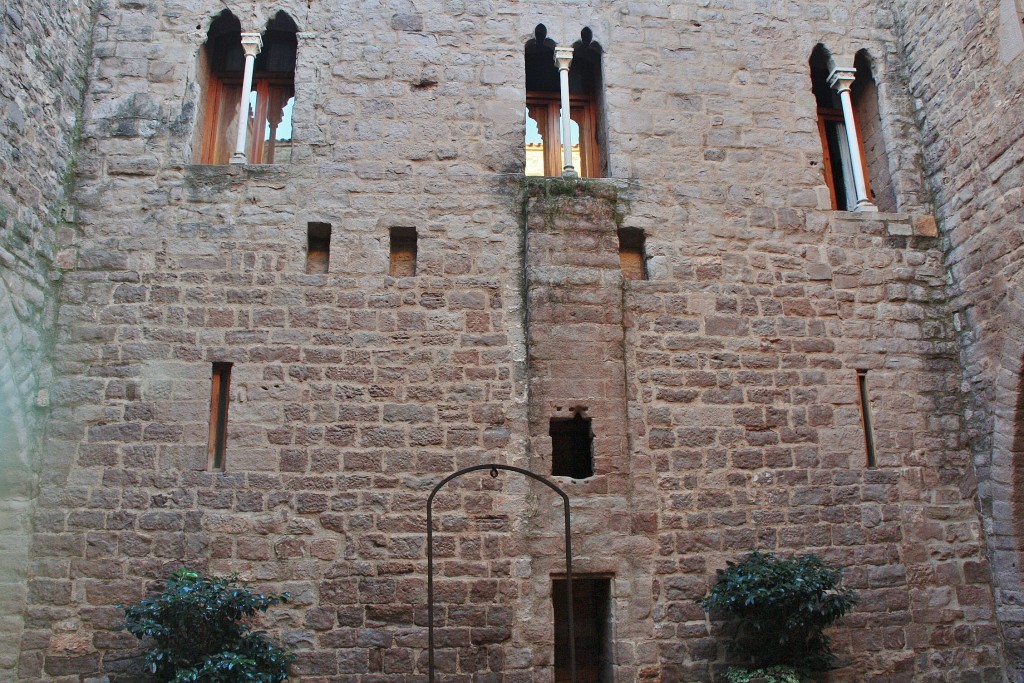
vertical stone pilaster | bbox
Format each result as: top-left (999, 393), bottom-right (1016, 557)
top-left (522, 186), bottom-right (658, 682)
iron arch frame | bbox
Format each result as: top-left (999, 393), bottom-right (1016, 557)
top-left (426, 463), bottom-right (576, 683)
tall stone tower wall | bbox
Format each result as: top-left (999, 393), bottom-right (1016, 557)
top-left (0, 0), bottom-right (95, 678)
top-left (7, 0), bottom-right (1018, 681)
top-left (889, 0), bottom-right (1024, 676)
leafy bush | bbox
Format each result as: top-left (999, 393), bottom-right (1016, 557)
top-left (699, 551), bottom-right (856, 672)
top-left (121, 569), bottom-right (292, 682)
top-left (725, 665), bottom-right (802, 683)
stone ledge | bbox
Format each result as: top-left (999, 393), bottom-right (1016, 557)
top-left (182, 163), bottom-right (293, 175)
top-left (829, 210), bottom-right (939, 238)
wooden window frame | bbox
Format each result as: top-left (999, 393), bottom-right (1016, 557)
top-left (200, 72), bottom-right (294, 165)
top-left (816, 106), bottom-right (872, 211)
top-left (208, 362), bottom-right (232, 470)
top-left (526, 92), bottom-right (600, 178)
top-left (856, 369), bottom-right (877, 468)
top-left (199, 73), bottom-right (231, 165)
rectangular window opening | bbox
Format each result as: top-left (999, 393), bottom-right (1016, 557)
top-left (816, 111), bottom-right (857, 211)
top-left (810, 48), bottom-right (872, 212)
top-left (306, 222), bottom-right (331, 274)
top-left (208, 362), bottom-right (232, 471)
top-left (524, 40), bottom-right (604, 178)
top-left (553, 576), bottom-right (613, 683)
top-left (857, 369), bottom-right (876, 468)
top-left (617, 228), bottom-right (647, 281)
top-left (389, 227), bottom-right (417, 277)
top-left (197, 18), bottom-right (296, 165)
top-left (550, 413), bottom-right (594, 479)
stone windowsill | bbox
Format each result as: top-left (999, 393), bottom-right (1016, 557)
top-left (829, 210), bottom-right (938, 238)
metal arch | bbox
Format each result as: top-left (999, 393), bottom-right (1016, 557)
top-left (427, 463), bottom-right (576, 683)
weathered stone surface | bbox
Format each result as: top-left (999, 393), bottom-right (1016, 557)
top-left (0, 0), bottom-right (95, 678)
top-left (0, 0), bottom-right (1019, 681)
top-left (890, 0), bottom-right (1024, 677)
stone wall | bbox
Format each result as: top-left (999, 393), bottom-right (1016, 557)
top-left (631, 210), bottom-right (1002, 681)
top-left (17, 0), bottom-right (1015, 681)
top-left (0, 0), bottom-right (95, 678)
top-left (889, 0), bottom-right (1024, 676)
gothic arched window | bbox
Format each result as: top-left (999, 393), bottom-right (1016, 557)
top-left (524, 26), bottom-right (605, 178)
top-left (197, 11), bottom-right (296, 164)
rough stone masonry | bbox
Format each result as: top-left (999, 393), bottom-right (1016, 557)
top-left (2, 0), bottom-right (1024, 681)
top-left (0, 0), bottom-right (95, 677)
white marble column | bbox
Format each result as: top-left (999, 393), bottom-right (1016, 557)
top-left (554, 46), bottom-right (577, 178)
top-left (230, 32), bottom-right (263, 165)
top-left (828, 67), bottom-right (876, 212)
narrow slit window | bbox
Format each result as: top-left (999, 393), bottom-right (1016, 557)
top-left (306, 222), bottom-right (331, 274)
top-left (857, 369), bottom-right (876, 467)
top-left (550, 413), bottom-right (594, 479)
top-left (208, 362), bottom-right (232, 470)
top-left (389, 227), bottom-right (417, 277)
top-left (617, 228), bottom-right (647, 281)
top-left (553, 576), bottom-right (613, 683)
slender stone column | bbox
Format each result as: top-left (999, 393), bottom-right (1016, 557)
top-left (230, 32), bottom-right (263, 165)
top-left (828, 67), bottom-right (876, 212)
top-left (554, 46), bottom-right (577, 178)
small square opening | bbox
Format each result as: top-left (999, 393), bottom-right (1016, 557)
top-left (306, 222), bottom-right (331, 274)
top-left (553, 576), bottom-right (613, 683)
top-left (389, 226), bottom-right (417, 277)
top-left (617, 228), bottom-right (647, 281)
top-left (550, 413), bottom-right (594, 479)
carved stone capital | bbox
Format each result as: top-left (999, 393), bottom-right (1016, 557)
top-left (827, 67), bottom-right (856, 94)
top-left (240, 32), bottom-right (263, 58)
top-left (554, 46), bottom-right (574, 71)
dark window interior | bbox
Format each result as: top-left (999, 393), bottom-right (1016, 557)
top-left (208, 11), bottom-right (297, 75)
top-left (857, 369), bottom-right (876, 467)
top-left (617, 228), bottom-right (647, 281)
top-left (551, 413), bottom-right (594, 479)
top-left (306, 222), bottom-right (331, 274)
top-left (208, 362), bottom-right (232, 470)
top-left (389, 227), bottom-right (417, 277)
top-left (553, 577), bottom-right (613, 683)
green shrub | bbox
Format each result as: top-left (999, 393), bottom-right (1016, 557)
top-left (725, 665), bottom-right (803, 683)
top-left (121, 569), bottom-right (292, 682)
top-left (699, 551), bottom-right (856, 672)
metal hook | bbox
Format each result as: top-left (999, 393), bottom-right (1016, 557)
top-left (489, 465), bottom-right (499, 478)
